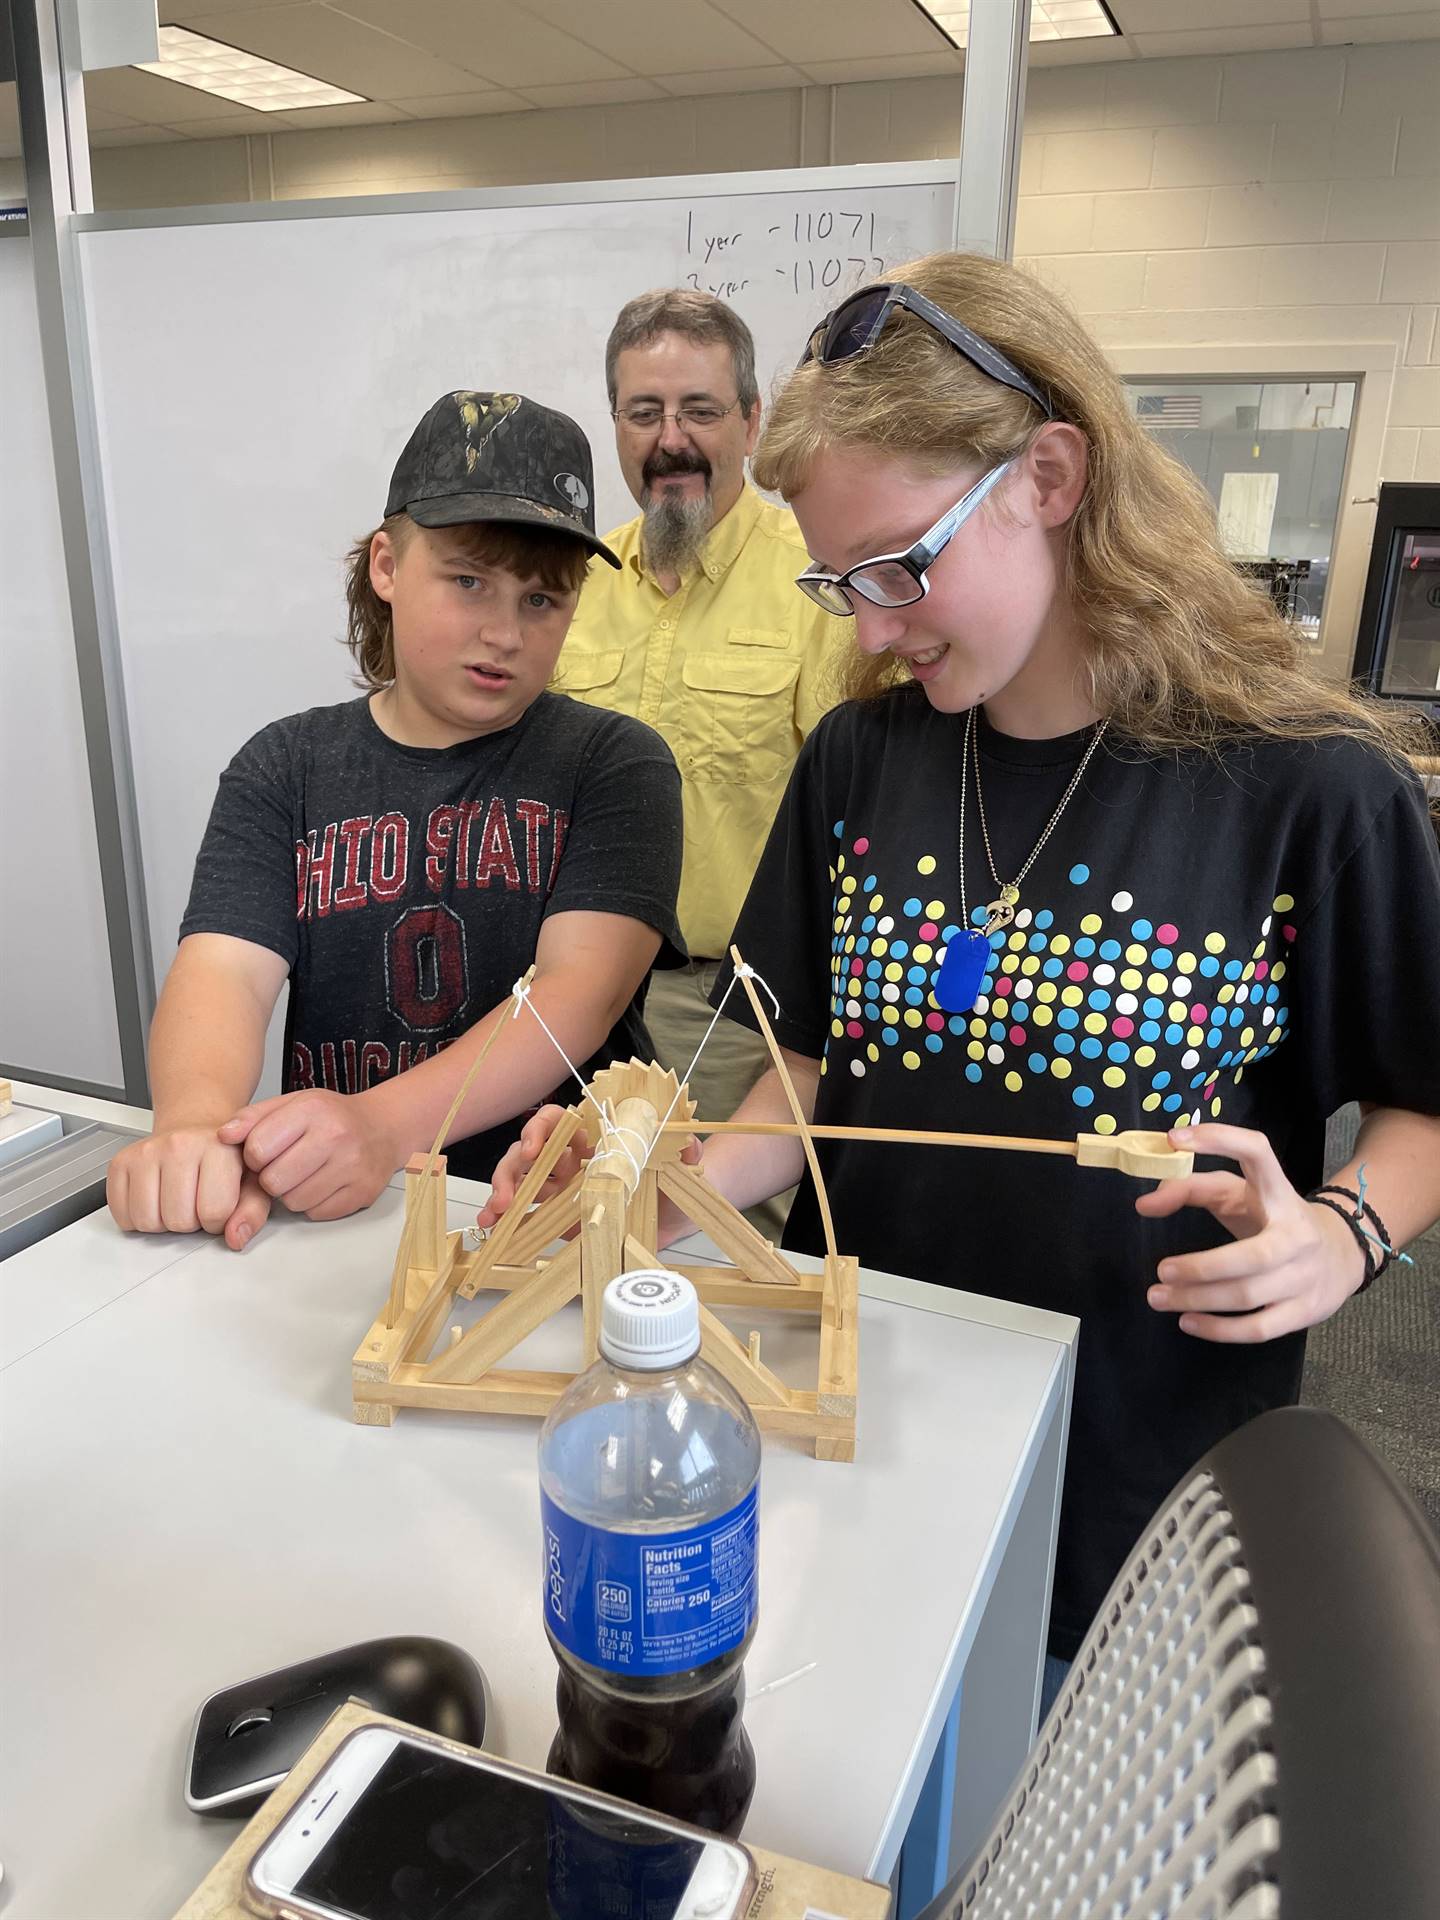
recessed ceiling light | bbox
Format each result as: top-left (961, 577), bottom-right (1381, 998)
top-left (135, 25), bottom-right (367, 112)
top-left (921, 0), bottom-right (1119, 50)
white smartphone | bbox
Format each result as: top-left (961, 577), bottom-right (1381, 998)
top-left (244, 1725), bottom-right (755, 1920)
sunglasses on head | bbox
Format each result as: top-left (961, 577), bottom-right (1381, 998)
top-left (799, 281), bottom-right (1053, 418)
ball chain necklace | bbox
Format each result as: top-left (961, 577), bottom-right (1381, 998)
top-left (934, 705), bottom-right (1110, 1016)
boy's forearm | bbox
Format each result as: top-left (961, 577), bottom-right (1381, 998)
top-left (361, 969), bottom-right (618, 1159)
top-left (148, 966), bottom-right (270, 1131)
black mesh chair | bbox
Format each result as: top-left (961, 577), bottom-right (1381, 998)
top-left (920, 1406), bottom-right (1440, 1920)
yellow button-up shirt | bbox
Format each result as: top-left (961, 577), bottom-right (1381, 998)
top-left (555, 486), bottom-right (843, 959)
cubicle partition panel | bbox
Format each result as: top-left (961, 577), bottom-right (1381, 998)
top-left (0, 236), bottom-right (126, 1094)
top-left (74, 166), bottom-right (953, 1088)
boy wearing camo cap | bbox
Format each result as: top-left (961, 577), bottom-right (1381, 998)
top-left (108, 391), bottom-right (683, 1248)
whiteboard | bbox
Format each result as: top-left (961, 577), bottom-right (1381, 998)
top-left (0, 238), bottom-right (125, 1091)
top-left (79, 164), bottom-right (954, 1085)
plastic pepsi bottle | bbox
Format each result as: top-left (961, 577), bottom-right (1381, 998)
top-left (538, 1270), bottom-right (762, 1836)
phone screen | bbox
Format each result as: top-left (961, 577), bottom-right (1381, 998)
top-left (292, 1741), bottom-right (708, 1920)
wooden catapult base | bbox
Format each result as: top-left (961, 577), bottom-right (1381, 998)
top-left (350, 942), bottom-right (1195, 1467)
top-left (352, 1060), bottom-right (860, 1461)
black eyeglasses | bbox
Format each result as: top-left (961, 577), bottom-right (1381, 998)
top-left (799, 281), bottom-right (1053, 418)
top-left (796, 459), bottom-right (1014, 617)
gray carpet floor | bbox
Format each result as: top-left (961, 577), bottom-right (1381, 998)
top-left (1301, 1107), bottom-right (1440, 1529)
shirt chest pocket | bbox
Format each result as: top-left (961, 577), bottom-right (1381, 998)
top-left (553, 647), bottom-right (624, 698)
top-left (680, 650), bottom-right (800, 786)
top-left (726, 626), bottom-right (790, 650)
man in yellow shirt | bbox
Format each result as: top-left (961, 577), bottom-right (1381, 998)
top-left (557, 290), bottom-right (840, 1229)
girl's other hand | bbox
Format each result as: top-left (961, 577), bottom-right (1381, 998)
top-left (1134, 1122), bottom-right (1368, 1342)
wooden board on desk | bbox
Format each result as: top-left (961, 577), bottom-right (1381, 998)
top-left (171, 1699), bottom-right (892, 1920)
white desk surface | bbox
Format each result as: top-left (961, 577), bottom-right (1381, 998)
top-left (0, 1111), bottom-right (1074, 1920)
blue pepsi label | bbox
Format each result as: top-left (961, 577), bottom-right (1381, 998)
top-left (540, 1484), bottom-right (759, 1676)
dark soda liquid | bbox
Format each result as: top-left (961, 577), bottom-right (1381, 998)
top-left (547, 1654), bottom-right (756, 1838)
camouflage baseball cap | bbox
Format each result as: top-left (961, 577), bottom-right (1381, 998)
top-left (385, 390), bottom-right (620, 569)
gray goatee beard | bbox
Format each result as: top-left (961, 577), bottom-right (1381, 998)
top-left (641, 488), bottom-right (713, 578)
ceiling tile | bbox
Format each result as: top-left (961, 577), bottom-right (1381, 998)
top-left (176, 4), bottom-right (498, 96)
top-left (516, 78), bottom-right (666, 108)
top-left (1028, 38), bottom-right (1135, 63)
top-left (338, 0), bottom-right (631, 88)
top-left (268, 99), bottom-right (422, 127)
top-left (798, 52), bottom-right (965, 86)
top-left (385, 90), bottom-right (532, 117)
top-left (166, 110), bottom-right (276, 136)
top-left (160, 1), bottom-right (299, 15)
top-left (1315, 0), bottom-right (1436, 13)
top-left (1319, 11), bottom-right (1440, 38)
top-left (522, 0), bottom-right (778, 75)
top-left (85, 65), bottom-right (259, 123)
top-left (88, 125), bottom-right (191, 146)
top-left (1126, 25), bottom-right (1314, 54)
top-left (1108, 0), bottom-right (1308, 27)
top-left (653, 64), bottom-right (809, 96)
top-left (715, 0), bottom-right (946, 64)
top-left (82, 106), bottom-right (150, 132)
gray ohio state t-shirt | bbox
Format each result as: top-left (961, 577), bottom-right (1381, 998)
top-left (181, 692), bottom-right (684, 1179)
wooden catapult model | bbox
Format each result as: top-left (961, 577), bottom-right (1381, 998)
top-left (352, 951), bottom-right (1193, 1462)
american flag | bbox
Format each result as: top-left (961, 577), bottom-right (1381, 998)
top-left (1136, 393), bottom-right (1203, 430)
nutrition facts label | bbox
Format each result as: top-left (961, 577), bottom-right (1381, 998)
top-left (542, 1484), bottom-right (760, 1675)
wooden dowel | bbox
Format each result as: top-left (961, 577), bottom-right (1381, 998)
top-left (468, 1105), bottom-right (582, 1277)
top-left (729, 944), bottom-right (838, 1261)
top-left (660, 1118), bottom-right (1076, 1157)
top-left (659, 1119), bottom-right (1192, 1180)
top-left (385, 966), bottom-right (535, 1327)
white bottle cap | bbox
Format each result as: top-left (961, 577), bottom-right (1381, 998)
top-left (600, 1270), bottom-right (701, 1372)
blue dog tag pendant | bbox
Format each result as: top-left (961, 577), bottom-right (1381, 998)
top-left (935, 930), bottom-right (990, 1014)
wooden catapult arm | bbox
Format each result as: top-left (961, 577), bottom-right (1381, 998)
top-left (665, 946), bottom-right (1196, 1184)
top-left (660, 1118), bottom-right (1192, 1180)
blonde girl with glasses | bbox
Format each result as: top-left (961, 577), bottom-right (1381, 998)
top-left (483, 254), bottom-right (1440, 1703)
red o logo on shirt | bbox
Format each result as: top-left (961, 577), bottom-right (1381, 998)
top-left (385, 903), bottom-right (470, 1032)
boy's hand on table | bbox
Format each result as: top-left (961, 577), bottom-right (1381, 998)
top-left (107, 1127), bottom-right (273, 1249)
top-left (219, 1089), bottom-right (400, 1222)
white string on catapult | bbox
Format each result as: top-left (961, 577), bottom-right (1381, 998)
top-left (506, 961), bottom-right (782, 1190)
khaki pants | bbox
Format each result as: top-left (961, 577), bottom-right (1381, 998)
top-left (644, 959), bottom-right (794, 1243)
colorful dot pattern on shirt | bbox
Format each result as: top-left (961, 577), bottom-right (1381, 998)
top-left (826, 824), bottom-right (1296, 1129)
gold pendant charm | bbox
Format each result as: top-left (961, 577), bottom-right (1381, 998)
top-left (985, 884), bottom-right (1020, 930)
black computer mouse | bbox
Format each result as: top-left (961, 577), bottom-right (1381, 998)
top-left (184, 1636), bottom-right (489, 1816)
